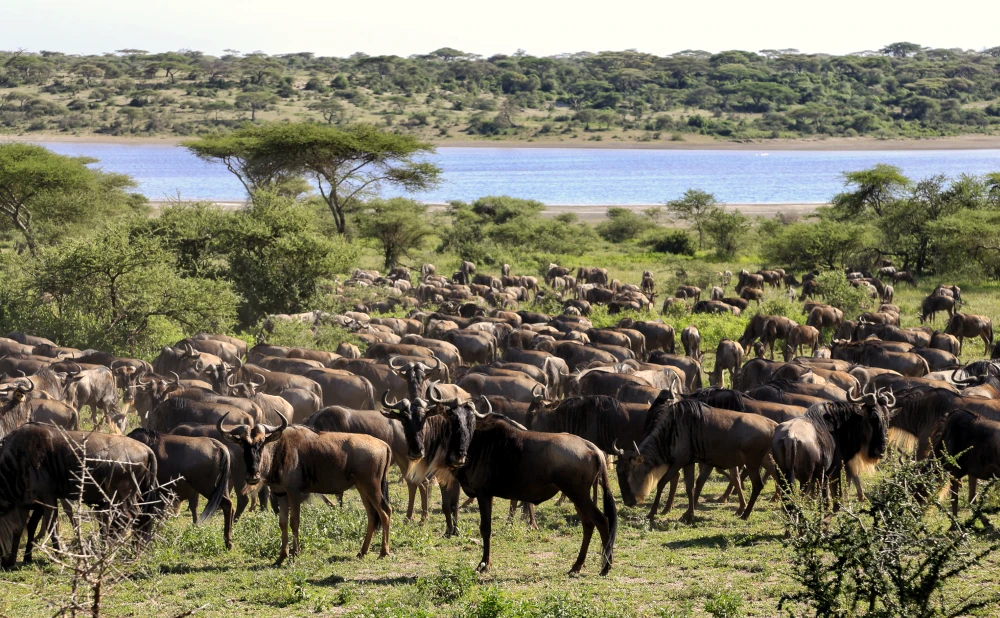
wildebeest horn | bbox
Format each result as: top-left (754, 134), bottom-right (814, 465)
top-left (381, 390), bottom-right (401, 409)
top-left (261, 411), bottom-right (288, 443)
top-left (67, 363), bottom-right (81, 376)
top-left (430, 356), bottom-right (442, 373)
top-left (15, 379), bottom-right (33, 394)
top-left (389, 356), bottom-right (407, 370)
top-left (950, 366), bottom-right (976, 385)
top-left (531, 383), bottom-right (544, 399)
top-left (170, 371), bottom-right (181, 385)
top-left (184, 343), bottom-right (198, 357)
top-left (251, 373), bottom-right (266, 388)
top-left (884, 389), bottom-right (896, 408)
top-left (216, 412), bottom-right (238, 442)
top-left (473, 396), bottom-right (492, 419)
top-left (847, 386), bottom-right (863, 403)
top-left (227, 373), bottom-right (237, 387)
top-left (428, 383), bottom-right (457, 405)
top-left (611, 439), bottom-right (639, 457)
top-left (15, 369), bottom-right (26, 377)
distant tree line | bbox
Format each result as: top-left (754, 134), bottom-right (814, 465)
top-left (2, 43), bottom-right (1000, 139)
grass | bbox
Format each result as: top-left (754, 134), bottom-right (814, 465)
top-left (4, 465), bottom-right (998, 617)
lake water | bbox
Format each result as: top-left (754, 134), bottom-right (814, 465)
top-left (28, 141), bottom-right (1000, 205)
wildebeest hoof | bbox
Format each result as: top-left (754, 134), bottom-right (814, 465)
top-left (568, 564), bottom-right (584, 574)
top-left (476, 561), bottom-right (490, 572)
top-left (273, 555), bottom-right (287, 567)
top-left (378, 550), bottom-right (389, 559)
top-left (599, 564), bottom-right (612, 576)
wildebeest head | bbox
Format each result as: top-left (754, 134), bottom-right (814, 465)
top-left (389, 355), bottom-right (442, 400)
top-left (381, 391), bottom-right (427, 460)
top-left (610, 437), bottom-right (651, 508)
top-left (217, 411), bottom-right (286, 485)
top-left (227, 369), bottom-right (265, 399)
top-left (845, 386), bottom-right (894, 461)
top-left (0, 380), bottom-right (34, 439)
top-left (428, 385), bottom-right (482, 470)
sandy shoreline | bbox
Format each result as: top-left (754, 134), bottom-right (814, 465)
top-left (6, 132), bottom-right (1000, 152)
top-left (149, 199), bottom-right (823, 221)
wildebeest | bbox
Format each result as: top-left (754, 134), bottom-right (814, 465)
top-left (308, 394), bottom-right (433, 521)
top-left (424, 397), bottom-right (617, 575)
top-left (709, 339), bottom-right (743, 388)
top-left (931, 409), bottom-right (1000, 520)
top-left (128, 428), bottom-right (234, 548)
top-left (0, 381), bottom-right (34, 439)
top-left (771, 388), bottom-right (892, 503)
top-left (0, 423), bottom-right (159, 567)
top-left (785, 325), bottom-right (820, 360)
top-left (920, 294), bottom-right (955, 324)
top-left (613, 399), bottom-right (777, 524)
top-left (681, 325), bottom-right (702, 362)
top-left (265, 424), bottom-right (393, 564)
top-left (945, 313), bottom-right (994, 355)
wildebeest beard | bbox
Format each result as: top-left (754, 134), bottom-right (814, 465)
top-left (405, 413), bottom-right (455, 485)
top-left (625, 400), bottom-right (711, 503)
top-left (809, 400), bottom-right (888, 471)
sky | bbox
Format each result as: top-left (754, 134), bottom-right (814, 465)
top-left (6, 0), bottom-right (1000, 58)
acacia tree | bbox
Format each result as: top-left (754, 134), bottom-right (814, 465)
top-left (664, 188), bottom-right (721, 249)
top-left (355, 198), bottom-right (433, 269)
top-left (0, 143), bottom-right (142, 253)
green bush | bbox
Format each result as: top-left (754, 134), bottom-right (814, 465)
top-left (596, 207), bottom-right (646, 243)
top-left (811, 271), bottom-right (873, 316)
top-left (646, 230), bottom-right (696, 256)
top-left (416, 563), bottom-right (478, 603)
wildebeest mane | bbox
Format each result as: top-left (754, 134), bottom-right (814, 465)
top-left (0, 393), bottom-right (32, 440)
top-left (686, 388), bottom-right (747, 412)
top-left (892, 387), bottom-right (957, 441)
top-left (640, 399), bottom-right (711, 466)
top-left (127, 427), bottom-right (161, 446)
top-left (527, 396), bottom-right (626, 451)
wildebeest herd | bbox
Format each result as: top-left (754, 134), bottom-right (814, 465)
top-left (2, 261), bottom-right (1000, 578)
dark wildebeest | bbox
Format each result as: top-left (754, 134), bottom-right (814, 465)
top-left (0, 381), bottom-right (34, 439)
top-left (127, 428), bottom-right (233, 548)
top-left (920, 294), bottom-right (956, 324)
top-left (147, 397), bottom-right (255, 433)
top-left (945, 313), bottom-right (994, 355)
top-left (771, 388), bottom-right (892, 504)
top-left (681, 325), bottom-right (702, 362)
top-left (420, 395), bottom-right (617, 575)
top-left (709, 339), bottom-right (743, 388)
top-left (931, 409), bottom-right (1000, 522)
top-left (613, 399), bottom-right (777, 524)
top-left (0, 423), bottom-right (159, 568)
top-left (618, 319), bottom-right (675, 354)
top-left (675, 286), bottom-right (702, 302)
top-left (264, 423), bottom-right (393, 565)
top-left (693, 300), bottom-right (739, 315)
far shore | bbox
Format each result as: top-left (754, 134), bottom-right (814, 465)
top-left (148, 199), bottom-right (823, 221)
top-left (6, 132), bottom-right (1000, 152)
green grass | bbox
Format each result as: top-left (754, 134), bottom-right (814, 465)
top-left (4, 466), bottom-right (997, 617)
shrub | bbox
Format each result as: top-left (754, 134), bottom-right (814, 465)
top-left (811, 271), bottom-right (872, 315)
top-left (596, 207), bottom-right (646, 243)
top-left (416, 563), bottom-right (478, 603)
top-left (705, 591), bottom-right (745, 618)
top-left (647, 230), bottom-right (696, 256)
top-left (780, 457), bottom-right (1000, 617)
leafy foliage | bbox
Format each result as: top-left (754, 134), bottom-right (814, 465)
top-left (780, 457), bottom-right (1000, 618)
top-left (354, 197), bottom-right (434, 269)
top-left (596, 207), bottom-right (646, 243)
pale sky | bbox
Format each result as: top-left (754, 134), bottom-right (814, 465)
top-left (6, 0), bottom-right (1000, 58)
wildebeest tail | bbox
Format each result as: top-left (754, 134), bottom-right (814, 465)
top-left (599, 459), bottom-right (617, 568)
top-left (375, 445), bottom-right (392, 531)
top-left (198, 440), bottom-right (231, 525)
top-left (138, 450), bottom-right (161, 537)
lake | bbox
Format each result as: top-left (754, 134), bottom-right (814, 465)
top-left (27, 141), bottom-right (1000, 205)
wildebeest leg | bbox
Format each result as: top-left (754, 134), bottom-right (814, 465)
top-left (221, 497), bottom-right (234, 551)
top-left (659, 466), bottom-right (684, 514)
top-left (189, 496), bottom-right (200, 525)
top-left (288, 496), bottom-right (301, 560)
top-left (524, 503), bottom-right (537, 529)
top-left (740, 466), bottom-right (765, 520)
top-left (969, 476), bottom-right (978, 504)
top-left (357, 491), bottom-right (377, 558)
top-left (441, 481), bottom-right (461, 537)
top-left (851, 475), bottom-right (866, 501)
top-left (568, 493), bottom-right (602, 574)
top-left (555, 492), bottom-right (566, 506)
top-left (476, 496), bottom-right (493, 572)
top-left (405, 480), bottom-right (418, 520)
top-left (460, 495), bottom-right (476, 509)
top-left (681, 464), bottom-right (704, 524)
top-left (234, 494), bottom-right (249, 522)
top-left (422, 479), bottom-right (432, 522)
top-left (274, 495), bottom-right (290, 566)
top-left (951, 476), bottom-right (962, 518)
top-left (728, 468), bottom-right (747, 512)
top-left (650, 464), bottom-right (685, 522)
top-left (507, 500), bottom-right (519, 521)
top-left (21, 507), bottom-right (48, 565)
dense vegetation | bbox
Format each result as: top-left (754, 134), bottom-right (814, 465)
top-left (3, 42), bottom-right (1000, 142)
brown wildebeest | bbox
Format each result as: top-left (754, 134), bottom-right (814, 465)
top-left (680, 325), bottom-right (702, 362)
top-left (613, 399), bottom-right (777, 525)
top-left (264, 424), bottom-right (393, 565)
top-left (740, 287), bottom-right (764, 305)
top-left (641, 271), bottom-right (655, 296)
top-left (771, 388), bottom-right (892, 504)
top-left (920, 294), bottom-right (955, 324)
top-left (127, 428), bottom-right (234, 548)
top-left (785, 325), bottom-right (820, 360)
top-left (675, 286), bottom-right (702, 302)
top-left (647, 352), bottom-right (702, 392)
top-left (422, 395), bottom-right (618, 575)
top-left (932, 409), bottom-right (1000, 522)
top-left (709, 339), bottom-right (743, 388)
top-left (945, 313), bottom-right (994, 355)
